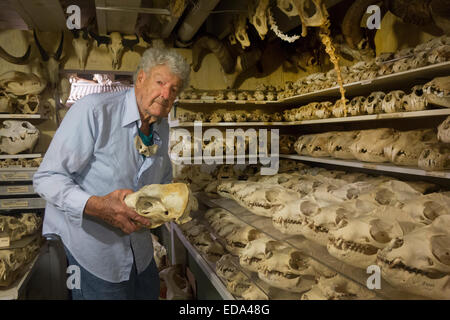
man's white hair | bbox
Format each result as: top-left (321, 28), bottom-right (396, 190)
top-left (134, 47), bottom-right (191, 92)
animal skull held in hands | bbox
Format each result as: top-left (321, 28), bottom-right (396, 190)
top-left (0, 120), bottom-right (39, 155)
top-left (124, 183), bottom-right (197, 228)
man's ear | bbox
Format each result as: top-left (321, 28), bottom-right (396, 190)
top-left (136, 70), bottom-right (146, 87)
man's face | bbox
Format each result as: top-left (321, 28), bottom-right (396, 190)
top-left (135, 64), bottom-right (183, 120)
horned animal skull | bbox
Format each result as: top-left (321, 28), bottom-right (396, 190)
top-left (33, 31), bottom-right (64, 89)
top-left (0, 120), bottom-right (39, 155)
top-left (234, 14), bottom-right (250, 49)
top-left (124, 183), bottom-right (197, 228)
top-left (71, 28), bottom-right (91, 70)
top-left (249, 0), bottom-right (270, 40)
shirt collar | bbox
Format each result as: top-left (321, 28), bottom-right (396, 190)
top-left (122, 87), bottom-right (141, 128)
top-left (122, 87), bottom-right (162, 135)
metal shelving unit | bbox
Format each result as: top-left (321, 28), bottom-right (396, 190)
top-left (280, 155), bottom-right (450, 180)
top-left (170, 61), bottom-right (450, 299)
top-left (170, 222), bottom-right (236, 300)
top-left (0, 154), bottom-right (42, 160)
top-left (196, 193), bottom-right (429, 300)
top-left (170, 108), bottom-right (450, 128)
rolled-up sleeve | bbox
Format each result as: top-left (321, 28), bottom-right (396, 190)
top-left (33, 99), bottom-right (99, 227)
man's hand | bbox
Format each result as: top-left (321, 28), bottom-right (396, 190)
top-left (84, 189), bottom-right (152, 234)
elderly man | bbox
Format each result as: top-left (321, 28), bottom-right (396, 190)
top-left (33, 48), bottom-right (190, 300)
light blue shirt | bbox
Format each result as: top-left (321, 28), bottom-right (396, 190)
top-left (33, 88), bottom-right (172, 283)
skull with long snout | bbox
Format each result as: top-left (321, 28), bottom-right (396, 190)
top-left (0, 120), bottom-right (39, 155)
top-left (258, 246), bottom-right (318, 293)
top-left (124, 183), bottom-right (197, 228)
top-left (377, 215), bottom-right (450, 300)
top-left (327, 206), bottom-right (421, 269)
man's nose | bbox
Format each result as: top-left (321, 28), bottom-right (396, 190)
top-left (160, 86), bottom-right (171, 100)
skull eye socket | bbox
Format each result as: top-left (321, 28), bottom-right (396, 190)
top-left (392, 237), bottom-right (404, 249)
top-left (300, 200), bottom-right (319, 216)
top-left (289, 251), bottom-right (306, 270)
top-left (423, 201), bottom-right (446, 221)
top-left (369, 219), bottom-right (394, 244)
top-left (431, 235), bottom-right (450, 266)
top-left (375, 189), bottom-right (395, 205)
top-left (284, 3), bottom-right (294, 12)
top-left (414, 88), bottom-right (424, 96)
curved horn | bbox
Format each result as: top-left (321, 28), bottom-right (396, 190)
top-left (33, 30), bottom-right (49, 61)
top-left (192, 35), bottom-right (235, 74)
top-left (89, 30), bottom-right (111, 47)
top-left (122, 33), bottom-right (140, 51)
top-left (55, 31), bottom-right (64, 60)
top-left (385, 0), bottom-right (433, 26)
top-left (342, 0), bottom-right (382, 49)
top-left (71, 29), bottom-right (80, 39)
top-left (81, 28), bottom-right (89, 40)
top-left (0, 45), bottom-right (31, 65)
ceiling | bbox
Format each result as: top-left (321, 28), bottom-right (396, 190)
top-left (0, 0), bottom-right (347, 48)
